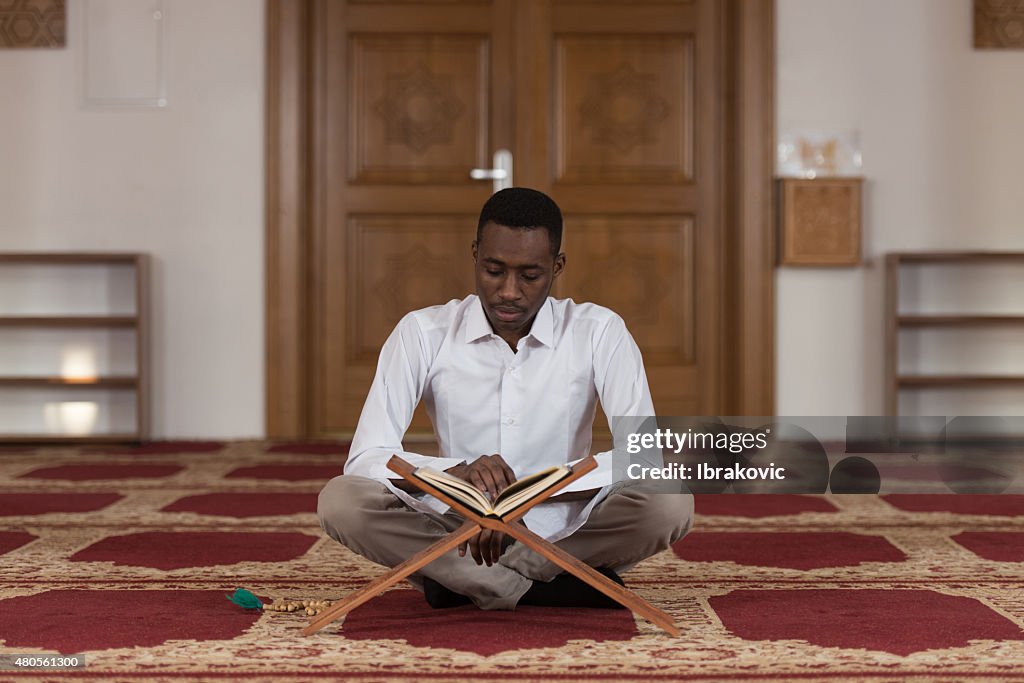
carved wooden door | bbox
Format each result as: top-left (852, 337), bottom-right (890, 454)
top-left (312, 0), bottom-right (724, 434)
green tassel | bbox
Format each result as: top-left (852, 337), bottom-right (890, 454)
top-left (226, 588), bottom-right (263, 610)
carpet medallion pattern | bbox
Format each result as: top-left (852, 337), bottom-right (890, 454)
top-left (1, 441), bottom-right (1023, 682)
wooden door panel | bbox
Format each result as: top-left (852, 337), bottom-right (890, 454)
top-left (556, 215), bottom-right (695, 367)
top-left (344, 216), bottom-right (477, 365)
top-left (554, 35), bottom-right (694, 184)
top-left (322, 215), bottom-right (476, 431)
top-left (557, 215), bottom-right (697, 428)
top-left (350, 35), bottom-right (490, 184)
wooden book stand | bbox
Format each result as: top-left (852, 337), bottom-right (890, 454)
top-left (304, 454), bottom-right (679, 636)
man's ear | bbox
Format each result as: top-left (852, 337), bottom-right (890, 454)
top-left (553, 252), bottom-right (566, 279)
top-left (472, 241), bottom-right (478, 262)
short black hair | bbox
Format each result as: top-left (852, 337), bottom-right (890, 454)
top-left (476, 187), bottom-right (563, 255)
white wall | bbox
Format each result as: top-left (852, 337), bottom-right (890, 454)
top-left (0, 0), bottom-right (265, 437)
top-left (776, 0), bottom-right (1024, 416)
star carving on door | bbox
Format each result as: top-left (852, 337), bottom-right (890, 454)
top-left (578, 63), bottom-right (670, 153)
top-left (374, 62), bottom-right (465, 154)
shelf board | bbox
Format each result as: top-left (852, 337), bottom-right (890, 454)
top-left (892, 252), bottom-right (1024, 263)
top-left (0, 434), bottom-right (141, 444)
top-left (0, 253), bottom-right (140, 264)
top-left (0, 315), bottom-right (137, 328)
top-left (898, 375), bottom-right (1024, 388)
top-left (0, 376), bottom-right (138, 388)
top-left (898, 315), bottom-right (1024, 327)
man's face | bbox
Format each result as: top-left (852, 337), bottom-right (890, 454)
top-left (473, 221), bottom-right (565, 344)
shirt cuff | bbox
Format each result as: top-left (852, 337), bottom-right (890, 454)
top-left (344, 447), bottom-right (465, 482)
top-left (377, 454), bottom-right (465, 480)
top-left (559, 451), bottom-right (615, 492)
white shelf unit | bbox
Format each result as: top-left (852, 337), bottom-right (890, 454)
top-left (885, 252), bottom-right (1024, 417)
top-left (0, 253), bottom-right (149, 443)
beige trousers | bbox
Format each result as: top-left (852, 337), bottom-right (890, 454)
top-left (317, 475), bottom-right (694, 610)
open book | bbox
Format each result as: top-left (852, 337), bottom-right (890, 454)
top-left (411, 464), bottom-right (571, 518)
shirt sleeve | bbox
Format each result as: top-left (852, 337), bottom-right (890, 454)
top-left (559, 313), bottom-right (659, 492)
top-left (344, 313), bottom-right (464, 480)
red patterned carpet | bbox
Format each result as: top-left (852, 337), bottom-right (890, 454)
top-left (1, 441), bottom-right (1023, 682)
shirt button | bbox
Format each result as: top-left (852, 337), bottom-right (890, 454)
top-left (503, 416), bottom-right (516, 425)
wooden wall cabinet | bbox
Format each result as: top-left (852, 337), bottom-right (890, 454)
top-left (885, 252), bottom-right (1024, 416)
top-left (777, 177), bottom-right (863, 266)
top-left (0, 253), bottom-right (149, 443)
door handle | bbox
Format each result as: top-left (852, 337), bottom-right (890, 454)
top-left (470, 149), bottom-right (513, 193)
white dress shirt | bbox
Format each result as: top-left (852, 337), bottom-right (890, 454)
top-left (344, 294), bottom-right (656, 541)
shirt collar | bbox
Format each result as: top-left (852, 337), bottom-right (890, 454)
top-left (464, 296), bottom-right (554, 348)
top-left (529, 298), bottom-right (554, 347)
top-left (464, 297), bottom-right (493, 343)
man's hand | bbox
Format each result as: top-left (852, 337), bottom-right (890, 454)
top-left (461, 519), bottom-right (527, 566)
top-left (446, 454), bottom-right (516, 500)
top-left (446, 454), bottom-right (517, 566)
top-left (389, 453), bottom-right (513, 496)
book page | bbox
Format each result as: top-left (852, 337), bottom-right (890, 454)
top-left (493, 467), bottom-right (570, 517)
top-left (415, 468), bottom-right (492, 514)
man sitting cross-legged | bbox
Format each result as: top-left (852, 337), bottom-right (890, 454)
top-left (317, 187), bottom-right (693, 610)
